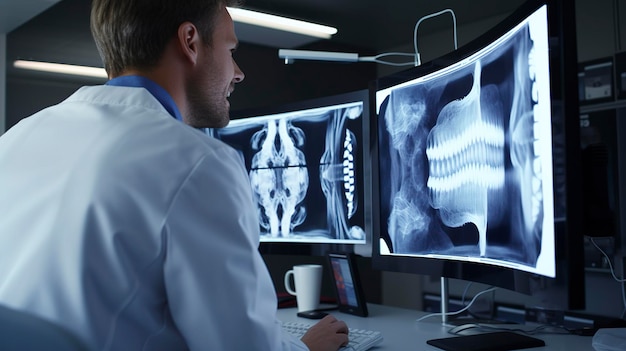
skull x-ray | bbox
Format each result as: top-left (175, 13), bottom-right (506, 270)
top-left (207, 99), bottom-right (366, 244)
top-left (376, 7), bottom-right (555, 273)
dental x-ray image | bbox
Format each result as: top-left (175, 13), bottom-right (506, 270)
top-left (207, 99), bottom-right (366, 244)
top-left (375, 6), bottom-right (556, 275)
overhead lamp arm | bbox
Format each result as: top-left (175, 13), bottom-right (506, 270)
top-left (278, 49), bottom-right (415, 67)
top-left (278, 8), bottom-right (458, 67)
top-left (278, 49), bottom-right (359, 64)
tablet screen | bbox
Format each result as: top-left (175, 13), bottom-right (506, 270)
top-left (328, 253), bottom-right (368, 316)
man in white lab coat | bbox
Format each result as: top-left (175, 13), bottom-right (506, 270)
top-left (0, 0), bottom-right (349, 350)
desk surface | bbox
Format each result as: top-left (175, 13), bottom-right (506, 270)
top-left (276, 303), bottom-right (595, 350)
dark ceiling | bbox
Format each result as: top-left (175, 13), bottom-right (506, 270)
top-left (242, 0), bottom-right (524, 51)
top-left (6, 0), bottom-right (526, 74)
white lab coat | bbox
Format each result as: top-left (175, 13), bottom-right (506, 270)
top-left (0, 85), bottom-right (308, 351)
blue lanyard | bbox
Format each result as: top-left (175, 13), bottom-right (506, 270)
top-left (106, 76), bottom-right (183, 122)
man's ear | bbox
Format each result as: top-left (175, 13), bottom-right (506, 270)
top-left (177, 22), bottom-right (202, 65)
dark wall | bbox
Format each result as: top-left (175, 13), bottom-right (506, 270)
top-left (229, 42), bottom-right (377, 111)
top-left (6, 74), bottom-right (86, 129)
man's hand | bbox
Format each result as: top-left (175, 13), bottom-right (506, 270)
top-left (300, 314), bottom-right (349, 351)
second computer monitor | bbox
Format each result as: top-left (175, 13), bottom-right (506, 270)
top-left (206, 90), bottom-right (369, 251)
top-left (371, 0), bottom-right (585, 310)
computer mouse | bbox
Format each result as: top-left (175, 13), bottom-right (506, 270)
top-left (448, 323), bottom-right (481, 335)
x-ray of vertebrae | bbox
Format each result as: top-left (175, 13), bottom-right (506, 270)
top-left (207, 101), bottom-right (366, 244)
top-left (376, 7), bottom-right (556, 275)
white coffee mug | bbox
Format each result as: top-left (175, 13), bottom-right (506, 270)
top-left (283, 264), bottom-right (323, 312)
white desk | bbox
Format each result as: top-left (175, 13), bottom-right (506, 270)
top-left (277, 303), bottom-right (595, 350)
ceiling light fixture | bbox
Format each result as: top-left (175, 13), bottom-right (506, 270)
top-left (227, 7), bottom-right (337, 39)
top-left (13, 60), bottom-right (107, 79)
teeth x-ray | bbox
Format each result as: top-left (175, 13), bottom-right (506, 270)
top-left (207, 100), bottom-right (366, 244)
top-left (376, 7), bottom-right (555, 273)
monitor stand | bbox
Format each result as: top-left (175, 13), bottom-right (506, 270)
top-left (440, 277), bottom-right (450, 324)
top-left (428, 277), bottom-right (546, 351)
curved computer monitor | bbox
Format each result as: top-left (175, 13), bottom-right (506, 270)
top-left (206, 89), bottom-right (371, 256)
top-left (371, 0), bottom-right (584, 310)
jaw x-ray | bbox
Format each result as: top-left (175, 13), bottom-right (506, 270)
top-left (376, 7), bottom-right (555, 272)
top-left (207, 100), bottom-right (366, 244)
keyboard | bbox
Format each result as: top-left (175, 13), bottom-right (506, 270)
top-left (282, 321), bottom-right (383, 351)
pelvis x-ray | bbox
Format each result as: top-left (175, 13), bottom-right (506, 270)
top-left (208, 102), bottom-right (365, 243)
top-left (377, 19), bottom-right (553, 267)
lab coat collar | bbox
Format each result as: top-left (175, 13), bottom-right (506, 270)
top-left (106, 76), bottom-right (183, 122)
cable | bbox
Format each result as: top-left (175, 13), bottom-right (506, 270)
top-left (614, 0), bottom-right (622, 52)
top-left (460, 283), bottom-right (497, 321)
top-left (588, 237), bottom-right (626, 283)
top-left (460, 283), bottom-right (483, 320)
top-left (358, 8), bottom-right (460, 67)
top-left (363, 8), bottom-right (460, 67)
top-left (413, 9), bottom-right (458, 66)
top-left (622, 282), bottom-right (626, 319)
top-left (416, 287), bottom-right (498, 323)
top-left (587, 236), bottom-right (626, 317)
top-left (460, 282), bottom-right (473, 305)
